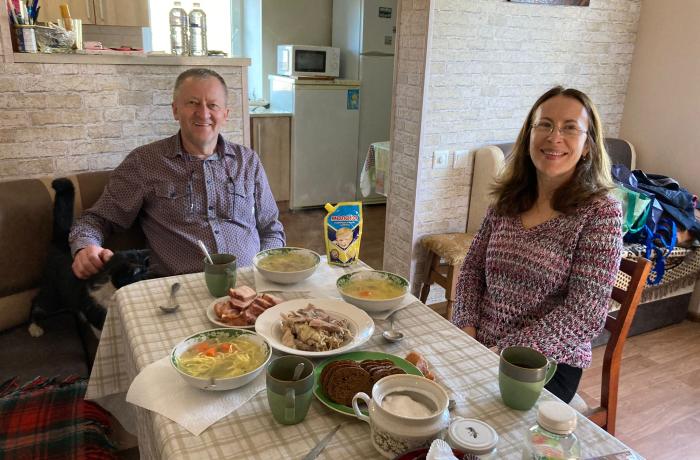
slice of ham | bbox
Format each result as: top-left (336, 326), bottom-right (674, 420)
top-left (252, 296), bottom-right (273, 310)
top-left (229, 285), bottom-right (257, 302)
top-left (261, 293), bottom-right (282, 305)
top-left (228, 296), bottom-right (255, 310)
top-left (247, 303), bottom-right (266, 317)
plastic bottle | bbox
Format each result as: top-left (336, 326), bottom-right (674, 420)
top-left (188, 2), bottom-right (207, 56)
top-left (169, 1), bottom-right (188, 55)
top-left (523, 401), bottom-right (581, 460)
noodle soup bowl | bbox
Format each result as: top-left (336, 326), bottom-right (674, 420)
top-left (337, 270), bottom-right (409, 313)
top-left (171, 328), bottom-right (272, 391)
top-left (253, 247), bottom-right (321, 285)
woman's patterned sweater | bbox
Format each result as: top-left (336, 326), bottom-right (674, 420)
top-left (453, 196), bottom-right (623, 368)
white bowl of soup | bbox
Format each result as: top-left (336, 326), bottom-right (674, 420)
top-left (253, 247), bottom-right (320, 284)
top-left (171, 328), bottom-right (271, 391)
top-left (336, 270), bottom-right (409, 313)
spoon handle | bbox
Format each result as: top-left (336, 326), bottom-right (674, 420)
top-left (198, 240), bottom-right (214, 264)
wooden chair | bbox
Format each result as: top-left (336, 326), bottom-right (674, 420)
top-left (418, 146), bottom-right (505, 320)
top-left (583, 256), bottom-right (651, 435)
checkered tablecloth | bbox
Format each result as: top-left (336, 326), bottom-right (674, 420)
top-left (86, 266), bottom-right (638, 460)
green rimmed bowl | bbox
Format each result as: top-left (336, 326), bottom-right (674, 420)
top-left (336, 270), bottom-right (409, 313)
top-left (171, 328), bottom-right (271, 391)
top-left (253, 247), bottom-right (321, 284)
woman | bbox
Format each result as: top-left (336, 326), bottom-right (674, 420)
top-left (453, 86), bottom-right (623, 402)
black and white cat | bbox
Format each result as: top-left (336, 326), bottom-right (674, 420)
top-left (28, 178), bottom-right (151, 338)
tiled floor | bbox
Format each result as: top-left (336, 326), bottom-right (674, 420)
top-left (278, 202), bottom-right (387, 270)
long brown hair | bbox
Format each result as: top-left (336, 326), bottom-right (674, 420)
top-left (492, 86), bottom-right (614, 216)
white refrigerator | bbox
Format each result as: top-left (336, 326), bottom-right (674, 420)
top-left (269, 75), bottom-right (361, 210)
top-left (333, 0), bottom-right (397, 204)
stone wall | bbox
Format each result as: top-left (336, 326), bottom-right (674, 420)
top-left (0, 62), bottom-right (246, 180)
top-left (385, 0), bottom-right (641, 300)
top-left (383, 0), bottom-right (431, 279)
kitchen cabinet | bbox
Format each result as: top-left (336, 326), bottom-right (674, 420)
top-left (250, 116), bottom-right (291, 202)
top-left (38, 0), bottom-right (149, 27)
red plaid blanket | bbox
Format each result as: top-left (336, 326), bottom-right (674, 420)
top-left (0, 376), bottom-right (116, 460)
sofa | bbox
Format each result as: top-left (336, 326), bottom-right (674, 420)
top-left (466, 138), bottom-right (700, 337)
top-left (0, 171), bottom-right (146, 381)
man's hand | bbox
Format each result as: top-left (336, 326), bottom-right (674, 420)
top-left (72, 244), bottom-right (113, 279)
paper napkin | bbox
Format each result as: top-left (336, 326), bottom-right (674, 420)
top-left (426, 439), bottom-right (459, 460)
top-left (126, 356), bottom-right (265, 436)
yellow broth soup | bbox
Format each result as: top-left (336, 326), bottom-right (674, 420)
top-left (257, 251), bottom-right (317, 272)
top-left (341, 277), bottom-right (405, 300)
top-left (176, 337), bottom-right (266, 379)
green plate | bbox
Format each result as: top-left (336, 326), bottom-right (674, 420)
top-left (313, 351), bottom-right (422, 418)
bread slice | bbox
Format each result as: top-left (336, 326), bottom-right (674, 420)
top-left (325, 366), bottom-right (372, 406)
top-left (321, 360), bottom-right (355, 388)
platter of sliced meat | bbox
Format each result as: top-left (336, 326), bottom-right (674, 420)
top-left (206, 285), bottom-right (284, 328)
top-left (254, 298), bottom-right (375, 357)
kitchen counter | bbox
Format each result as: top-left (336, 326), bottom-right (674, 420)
top-left (249, 107), bottom-right (292, 118)
top-left (10, 52), bottom-right (250, 66)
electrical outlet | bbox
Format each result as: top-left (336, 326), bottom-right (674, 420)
top-left (433, 150), bottom-right (449, 169)
top-left (453, 149), bottom-right (470, 169)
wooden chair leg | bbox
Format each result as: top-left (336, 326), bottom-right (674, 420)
top-left (419, 252), bottom-right (439, 303)
top-left (444, 264), bottom-right (459, 322)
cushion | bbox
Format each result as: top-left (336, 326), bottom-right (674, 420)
top-left (420, 233), bottom-right (476, 266)
top-left (0, 376), bottom-right (116, 459)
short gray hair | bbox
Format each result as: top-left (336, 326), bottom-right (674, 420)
top-left (173, 68), bottom-right (228, 101)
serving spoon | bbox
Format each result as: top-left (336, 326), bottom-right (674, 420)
top-left (159, 282), bottom-right (181, 313)
top-left (382, 312), bottom-right (405, 343)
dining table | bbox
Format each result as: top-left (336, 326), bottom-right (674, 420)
top-left (85, 261), bottom-right (641, 459)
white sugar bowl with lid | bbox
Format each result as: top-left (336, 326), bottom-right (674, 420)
top-left (446, 417), bottom-right (499, 459)
top-left (351, 374), bottom-right (450, 458)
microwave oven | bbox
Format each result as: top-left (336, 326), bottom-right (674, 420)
top-left (277, 45), bottom-right (340, 78)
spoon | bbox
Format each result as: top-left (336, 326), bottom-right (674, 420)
top-left (159, 282), bottom-right (181, 313)
top-left (382, 312), bottom-right (405, 343)
top-left (292, 362), bottom-right (305, 381)
top-left (197, 239), bottom-right (214, 265)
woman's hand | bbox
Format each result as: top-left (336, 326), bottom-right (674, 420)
top-left (462, 326), bottom-right (477, 338)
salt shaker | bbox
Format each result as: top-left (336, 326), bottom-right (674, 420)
top-left (446, 417), bottom-right (498, 459)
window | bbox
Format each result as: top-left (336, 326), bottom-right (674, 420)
top-left (149, 0), bottom-right (233, 56)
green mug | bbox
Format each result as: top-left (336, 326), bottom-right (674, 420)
top-left (266, 356), bottom-right (314, 425)
top-left (499, 346), bottom-right (557, 411)
top-left (204, 254), bottom-right (237, 297)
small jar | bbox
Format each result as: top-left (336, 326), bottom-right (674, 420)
top-left (523, 401), bottom-right (581, 460)
top-left (446, 417), bottom-right (498, 459)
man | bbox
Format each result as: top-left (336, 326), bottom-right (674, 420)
top-left (70, 68), bottom-right (285, 278)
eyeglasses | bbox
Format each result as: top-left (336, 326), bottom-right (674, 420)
top-left (531, 121), bottom-right (587, 138)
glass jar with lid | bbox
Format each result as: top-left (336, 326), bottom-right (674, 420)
top-left (446, 417), bottom-right (498, 459)
top-left (523, 401), bottom-right (581, 460)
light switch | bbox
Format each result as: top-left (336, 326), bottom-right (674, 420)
top-left (433, 150), bottom-right (449, 169)
top-left (453, 149), bottom-right (470, 169)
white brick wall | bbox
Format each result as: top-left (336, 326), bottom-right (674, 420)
top-left (385, 0), bottom-right (641, 302)
top-left (0, 63), bottom-right (247, 180)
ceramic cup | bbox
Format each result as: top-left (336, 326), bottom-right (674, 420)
top-left (352, 374), bottom-right (450, 458)
top-left (204, 254), bottom-right (237, 297)
top-left (499, 346), bottom-right (557, 411)
top-left (266, 356), bottom-right (314, 425)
